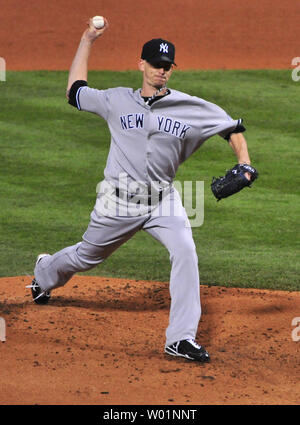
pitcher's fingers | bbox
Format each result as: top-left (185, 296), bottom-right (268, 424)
top-left (87, 18), bottom-right (93, 29)
top-left (103, 17), bottom-right (109, 29)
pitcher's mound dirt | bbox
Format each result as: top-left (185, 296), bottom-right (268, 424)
top-left (0, 275), bottom-right (299, 405)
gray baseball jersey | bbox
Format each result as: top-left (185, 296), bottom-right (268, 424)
top-left (76, 86), bottom-right (241, 187)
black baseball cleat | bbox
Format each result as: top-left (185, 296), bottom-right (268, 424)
top-left (165, 339), bottom-right (210, 362)
top-left (26, 254), bottom-right (51, 305)
top-left (27, 278), bottom-right (51, 305)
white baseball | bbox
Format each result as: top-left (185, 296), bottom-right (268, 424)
top-left (92, 15), bottom-right (105, 29)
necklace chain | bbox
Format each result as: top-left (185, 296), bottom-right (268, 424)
top-left (145, 86), bottom-right (167, 105)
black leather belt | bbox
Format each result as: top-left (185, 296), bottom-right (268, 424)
top-left (115, 187), bottom-right (163, 204)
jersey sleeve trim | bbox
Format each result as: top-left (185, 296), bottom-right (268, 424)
top-left (223, 118), bottom-right (246, 141)
top-left (76, 86), bottom-right (85, 110)
top-left (68, 80), bottom-right (88, 109)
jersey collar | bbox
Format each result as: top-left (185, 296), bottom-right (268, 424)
top-left (133, 88), bottom-right (171, 108)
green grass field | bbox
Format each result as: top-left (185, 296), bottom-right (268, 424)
top-left (1, 70), bottom-right (299, 290)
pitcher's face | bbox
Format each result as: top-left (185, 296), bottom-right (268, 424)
top-left (139, 59), bottom-right (174, 90)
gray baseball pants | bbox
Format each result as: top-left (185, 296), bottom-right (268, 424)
top-left (34, 186), bottom-right (201, 347)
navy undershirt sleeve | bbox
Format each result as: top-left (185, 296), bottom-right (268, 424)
top-left (68, 80), bottom-right (88, 107)
top-left (224, 119), bottom-right (246, 141)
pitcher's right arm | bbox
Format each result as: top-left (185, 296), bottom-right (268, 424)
top-left (66, 17), bottom-right (109, 99)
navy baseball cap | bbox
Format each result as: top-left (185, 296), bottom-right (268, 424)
top-left (141, 38), bottom-right (176, 66)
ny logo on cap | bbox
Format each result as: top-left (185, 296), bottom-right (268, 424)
top-left (160, 43), bottom-right (169, 53)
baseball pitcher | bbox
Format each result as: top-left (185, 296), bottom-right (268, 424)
top-left (27, 17), bottom-right (258, 362)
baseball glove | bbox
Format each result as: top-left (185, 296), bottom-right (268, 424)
top-left (211, 163), bottom-right (258, 201)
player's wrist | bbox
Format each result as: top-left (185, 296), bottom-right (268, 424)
top-left (81, 33), bottom-right (95, 45)
top-left (81, 28), bottom-right (103, 44)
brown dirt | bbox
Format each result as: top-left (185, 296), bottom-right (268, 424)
top-left (1, 0), bottom-right (299, 70)
top-left (0, 275), bottom-right (299, 405)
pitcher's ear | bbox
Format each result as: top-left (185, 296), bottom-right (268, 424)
top-left (138, 59), bottom-right (146, 71)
